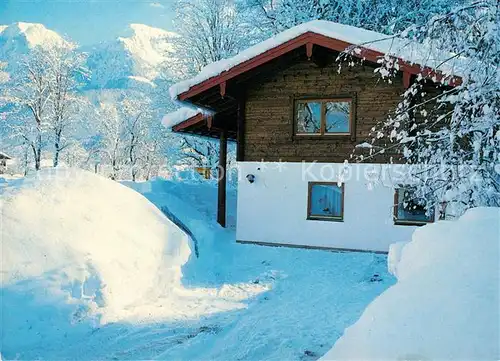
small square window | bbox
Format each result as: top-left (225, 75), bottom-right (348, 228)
top-left (394, 188), bottom-right (434, 225)
top-left (295, 98), bottom-right (352, 136)
top-left (307, 182), bottom-right (344, 222)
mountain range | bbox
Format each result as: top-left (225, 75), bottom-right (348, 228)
top-left (0, 22), bottom-right (177, 90)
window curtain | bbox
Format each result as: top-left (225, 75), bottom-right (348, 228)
top-left (311, 185), bottom-right (341, 216)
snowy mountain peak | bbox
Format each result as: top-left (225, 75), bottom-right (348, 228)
top-left (0, 22), bottom-right (72, 49)
top-left (118, 23), bottom-right (176, 68)
top-left (87, 23), bottom-right (177, 88)
top-left (0, 21), bottom-right (177, 90)
top-left (126, 23), bottom-right (177, 38)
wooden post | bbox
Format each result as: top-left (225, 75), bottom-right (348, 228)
top-left (217, 128), bottom-right (227, 227)
top-left (403, 71), bottom-right (411, 89)
top-left (306, 42), bottom-right (313, 59)
top-left (236, 98), bottom-right (245, 161)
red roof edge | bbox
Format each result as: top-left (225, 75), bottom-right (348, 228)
top-left (172, 112), bottom-right (207, 132)
top-left (177, 32), bottom-right (462, 102)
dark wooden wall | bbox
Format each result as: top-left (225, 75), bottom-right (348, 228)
top-left (243, 60), bottom-right (406, 163)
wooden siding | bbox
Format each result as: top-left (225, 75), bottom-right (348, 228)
top-left (243, 61), bottom-right (405, 163)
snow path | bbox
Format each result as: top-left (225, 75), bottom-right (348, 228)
top-left (1, 177), bottom-right (393, 360)
top-left (24, 246), bottom-right (390, 361)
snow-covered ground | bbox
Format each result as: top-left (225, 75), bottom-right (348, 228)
top-left (2, 170), bottom-right (499, 360)
top-left (0, 169), bottom-right (392, 360)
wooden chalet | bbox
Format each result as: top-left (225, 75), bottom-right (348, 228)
top-left (165, 20), bottom-right (460, 252)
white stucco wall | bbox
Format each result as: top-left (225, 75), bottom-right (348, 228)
top-left (236, 161), bottom-right (421, 253)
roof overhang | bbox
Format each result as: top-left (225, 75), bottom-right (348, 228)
top-left (170, 28), bottom-right (462, 139)
top-left (172, 112), bottom-right (237, 140)
top-left (177, 31), bottom-right (462, 103)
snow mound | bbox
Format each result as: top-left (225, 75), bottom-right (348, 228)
top-left (321, 207), bottom-right (500, 360)
top-left (1, 168), bottom-right (191, 317)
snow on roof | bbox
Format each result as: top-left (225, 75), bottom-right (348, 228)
top-left (170, 20), bottom-right (463, 100)
top-left (162, 107), bottom-right (207, 130)
top-left (0, 151), bottom-right (12, 159)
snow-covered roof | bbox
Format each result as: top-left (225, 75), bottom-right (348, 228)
top-left (162, 107), bottom-right (209, 130)
top-left (0, 151), bottom-right (12, 159)
top-left (170, 20), bottom-right (463, 100)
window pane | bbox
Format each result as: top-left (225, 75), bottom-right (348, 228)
top-left (296, 101), bottom-right (321, 134)
top-left (309, 184), bottom-right (343, 218)
top-left (325, 101), bottom-right (350, 133)
top-left (396, 189), bottom-right (433, 222)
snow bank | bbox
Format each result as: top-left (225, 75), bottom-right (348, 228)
top-left (170, 20), bottom-right (464, 102)
top-left (321, 207), bottom-right (500, 360)
top-left (1, 168), bottom-right (191, 323)
top-left (387, 240), bottom-right (407, 277)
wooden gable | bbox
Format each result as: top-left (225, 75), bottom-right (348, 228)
top-left (171, 31), bottom-right (461, 143)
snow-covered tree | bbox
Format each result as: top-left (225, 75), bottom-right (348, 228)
top-left (1, 47), bottom-right (53, 171)
top-left (167, 0), bottom-right (246, 174)
top-left (90, 89), bottom-right (170, 181)
top-left (45, 46), bottom-right (88, 167)
top-left (120, 95), bottom-right (151, 181)
top-left (177, 136), bottom-right (220, 169)
top-left (172, 0), bottom-right (257, 75)
top-left (0, 61), bottom-right (9, 85)
top-left (59, 142), bottom-right (90, 169)
top-left (350, 0), bottom-right (499, 216)
top-left (142, 122), bottom-right (170, 180)
top-left (0, 43), bottom-right (88, 171)
top-left (173, 135), bottom-right (237, 181)
top-left (119, 91), bottom-right (170, 182)
top-left (245, 0), bottom-right (464, 35)
top-left (95, 100), bottom-right (125, 180)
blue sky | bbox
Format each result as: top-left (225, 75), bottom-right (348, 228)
top-left (0, 0), bottom-right (176, 46)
